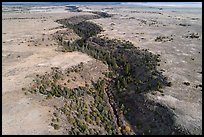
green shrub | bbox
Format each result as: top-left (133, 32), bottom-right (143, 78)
top-left (53, 112), bottom-right (58, 117)
top-left (46, 94), bottom-right (52, 99)
top-left (52, 118), bottom-right (56, 122)
top-left (167, 82), bottom-right (172, 87)
top-left (56, 117), bottom-right (60, 122)
top-left (85, 115), bottom-right (91, 123)
top-left (53, 124), bottom-right (60, 130)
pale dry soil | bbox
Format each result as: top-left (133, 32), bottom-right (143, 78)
top-left (2, 7), bottom-right (95, 135)
top-left (2, 5), bottom-right (202, 135)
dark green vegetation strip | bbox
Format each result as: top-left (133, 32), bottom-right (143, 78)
top-left (27, 14), bottom-right (179, 135)
top-left (56, 15), bottom-right (103, 39)
top-left (29, 65), bottom-right (119, 135)
top-left (56, 16), bottom-right (170, 95)
top-left (55, 16), bottom-right (172, 135)
top-left (90, 11), bottom-right (112, 18)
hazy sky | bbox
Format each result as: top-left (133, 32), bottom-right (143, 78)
top-left (2, 2), bottom-right (202, 8)
top-left (121, 2), bottom-right (202, 8)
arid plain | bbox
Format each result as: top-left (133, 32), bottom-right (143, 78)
top-left (2, 5), bottom-right (202, 135)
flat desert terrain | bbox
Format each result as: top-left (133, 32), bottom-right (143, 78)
top-left (2, 5), bottom-right (202, 135)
